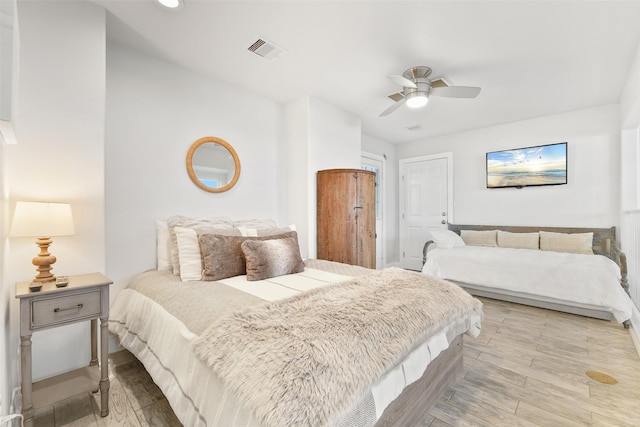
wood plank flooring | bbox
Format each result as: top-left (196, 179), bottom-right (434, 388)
top-left (33, 297), bottom-right (640, 426)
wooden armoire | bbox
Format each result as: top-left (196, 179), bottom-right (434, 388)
top-left (317, 168), bottom-right (376, 269)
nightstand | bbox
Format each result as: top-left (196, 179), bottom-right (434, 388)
top-left (15, 273), bottom-right (112, 427)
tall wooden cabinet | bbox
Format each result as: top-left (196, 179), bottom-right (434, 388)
top-left (317, 168), bottom-right (376, 269)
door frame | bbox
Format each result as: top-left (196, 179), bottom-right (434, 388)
top-left (362, 151), bottom-right (385, 269)
top-left (399, 152), bottom-right (454, 268)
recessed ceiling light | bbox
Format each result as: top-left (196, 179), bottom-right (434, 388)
top-left (156, 0), bottom-right (184, 10)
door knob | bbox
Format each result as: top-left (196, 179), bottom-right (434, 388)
top-left (441, 220), bottom-right (446, 224)
top-left (441, 212), bottom-right (446, 216)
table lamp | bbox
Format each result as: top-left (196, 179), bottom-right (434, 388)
top-left (10, 201), bottom-right (75, 283)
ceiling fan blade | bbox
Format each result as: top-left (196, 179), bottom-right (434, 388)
top-left (430, 86), bottom-right (481, 98)
top-left (379, 98), bottom-right (406, 117)
top-left (387, 74), bottom-right (417, 89)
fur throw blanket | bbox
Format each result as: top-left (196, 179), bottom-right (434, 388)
top-left (192, 267), bottom-right (482, 427)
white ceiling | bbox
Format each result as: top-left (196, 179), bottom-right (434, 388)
top-left (94, 0), bottom-right (640, 144)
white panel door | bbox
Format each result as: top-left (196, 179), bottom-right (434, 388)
top-left (400, 155), bottom-right (450, 270)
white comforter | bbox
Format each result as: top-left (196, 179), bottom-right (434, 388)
top-left (110, 267), bottom-right (481, 426)
top-left (422, 246), bottom-right (632, 322)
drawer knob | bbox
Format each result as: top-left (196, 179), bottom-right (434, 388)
top-left (54, 303), bottom-right (83, 313)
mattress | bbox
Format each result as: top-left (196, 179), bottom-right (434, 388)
top-left (422, 245), bottom-right (633, 322)
top-left (109, 260), bottom-right (482, 426)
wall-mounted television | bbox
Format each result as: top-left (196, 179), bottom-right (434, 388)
top-left (486, 142), bottom-right (567, 189)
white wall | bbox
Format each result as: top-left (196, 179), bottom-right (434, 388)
top-left (397, 104), bottom-right (621, 228)
top-left (0, 0), bottom-right (14, 414)
top-left (621, 41), bottom-right (640, 130)
top-left (308, 98), bottom-right (361, 258)
top-left (619, 40), bottom-right (640, 342)
top-left (105, 42), bottom-right (283, 297)
top-left (1, 141), bottom-right (8, 415)
top-left (362, 134), bottom-right (398, 266)
top-left (7, 0), bottom-right (106, 384)
top-left (283, 96), bottom-right (361, 259)
top-left (283, 98), bottom-right (310, 257)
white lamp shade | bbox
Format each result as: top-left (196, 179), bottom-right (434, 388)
top-left (10, 202), bottom-right (75, 237)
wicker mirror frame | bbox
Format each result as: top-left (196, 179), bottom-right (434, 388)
top-left (186, 136), bottom-right (241, 193)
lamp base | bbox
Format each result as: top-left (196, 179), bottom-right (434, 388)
top-left (32, 237), bottom-right (57, 283)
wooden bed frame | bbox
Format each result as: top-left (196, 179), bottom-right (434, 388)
top-left (423, 224), bottom-right (630, 327)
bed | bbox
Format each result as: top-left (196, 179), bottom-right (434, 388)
top-left (421, 224), bottom-right (632, 326)
top-left (108, 217), bottom-right (483, 427)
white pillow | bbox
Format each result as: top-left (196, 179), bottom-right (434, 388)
top-left (167, 215), bottom-right (234, 275)
top-left (174, 227), bottom-right (204, 281)
top-left (428, 229), bottom-right (465, 249)
top-left (232, 218), bottom-right (278, 228)
top-left (238, 224), bottom-right (297, 237)
top-left (156, 220), bottom-right (172, 271)
top-left (461, 230), bottom-right (498, 247)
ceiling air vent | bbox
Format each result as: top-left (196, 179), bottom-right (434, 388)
top-left (247, 38), bottom-right (286, 61)
top-left (406, 125), bottom-right (424, 132)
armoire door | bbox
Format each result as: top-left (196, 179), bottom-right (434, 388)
top-left (317, 169), bottom-right (375, 268)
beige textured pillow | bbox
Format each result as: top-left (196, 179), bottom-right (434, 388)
top-left (241, 237), bottom-right (305, 281)
top-left (167, 215), bottom-right (234, 275)
top-left (460, 230), bottom-right (498, 247)
top-left (173, 227), bottom-right (240, 281)
top-left (539, 231), bottom-right (593, 254)
top-left (497, 231), bottom-right (539, 250)
top-left (199, 231), bottom-right (299, 281)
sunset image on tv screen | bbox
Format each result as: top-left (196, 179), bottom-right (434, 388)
top-left (487, 142), bottom-right (567, 188)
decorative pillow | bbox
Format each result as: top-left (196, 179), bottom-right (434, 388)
top-left (461, 230), bottom-right (498, 247)
top-left (241, 237), bottom-right (305, 281)
top-left (156, 220), bottom-right (172, 271)
top-left (174, 227), bottom-right (242, 281)
top-left (174, 227), bottom-right (202, 281)
top-left (427, 229), bottom-right (465, 249)
top-left (167, 215), bottom-right (234, 275)
top-left (540, 231), bottom-right (594, 255)
top-left (199, 231), bottom-right (299, 281)
top-left (238, 224), bottom-right (296, 237)
top-left (232, 218), bottom-right (278, 229)
top-left (497, 231), bottom-right (539, 250)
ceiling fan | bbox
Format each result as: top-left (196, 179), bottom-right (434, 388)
top-left (380, 66), bottom-right (481, 117)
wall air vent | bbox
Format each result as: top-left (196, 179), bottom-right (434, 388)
top-left (247, 38), bottom-right (287, 61)
top-left (406, 125), bottom-right (424, 132)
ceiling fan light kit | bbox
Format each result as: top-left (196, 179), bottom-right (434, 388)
top-left (156, 0), bottom-right (184, 10)
top-left (405, 92), bottom-right (428, 108)
top-left (381, 66), bottom-right (481, 116)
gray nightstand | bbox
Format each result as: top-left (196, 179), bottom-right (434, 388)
top-left (15, 273), bottom-right (112, 427)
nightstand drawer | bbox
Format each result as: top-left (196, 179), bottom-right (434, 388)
top-left (31, 291), bottom-right (101, 328)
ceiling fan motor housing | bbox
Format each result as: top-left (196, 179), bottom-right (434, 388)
top-left (403, 67), bottom-right (433, 107)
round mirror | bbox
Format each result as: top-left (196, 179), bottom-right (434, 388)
top-left (186, 136), bottom-right (241, 193)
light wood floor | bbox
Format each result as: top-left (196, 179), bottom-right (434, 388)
top-left (34, 297), bottom-right (640, 426)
